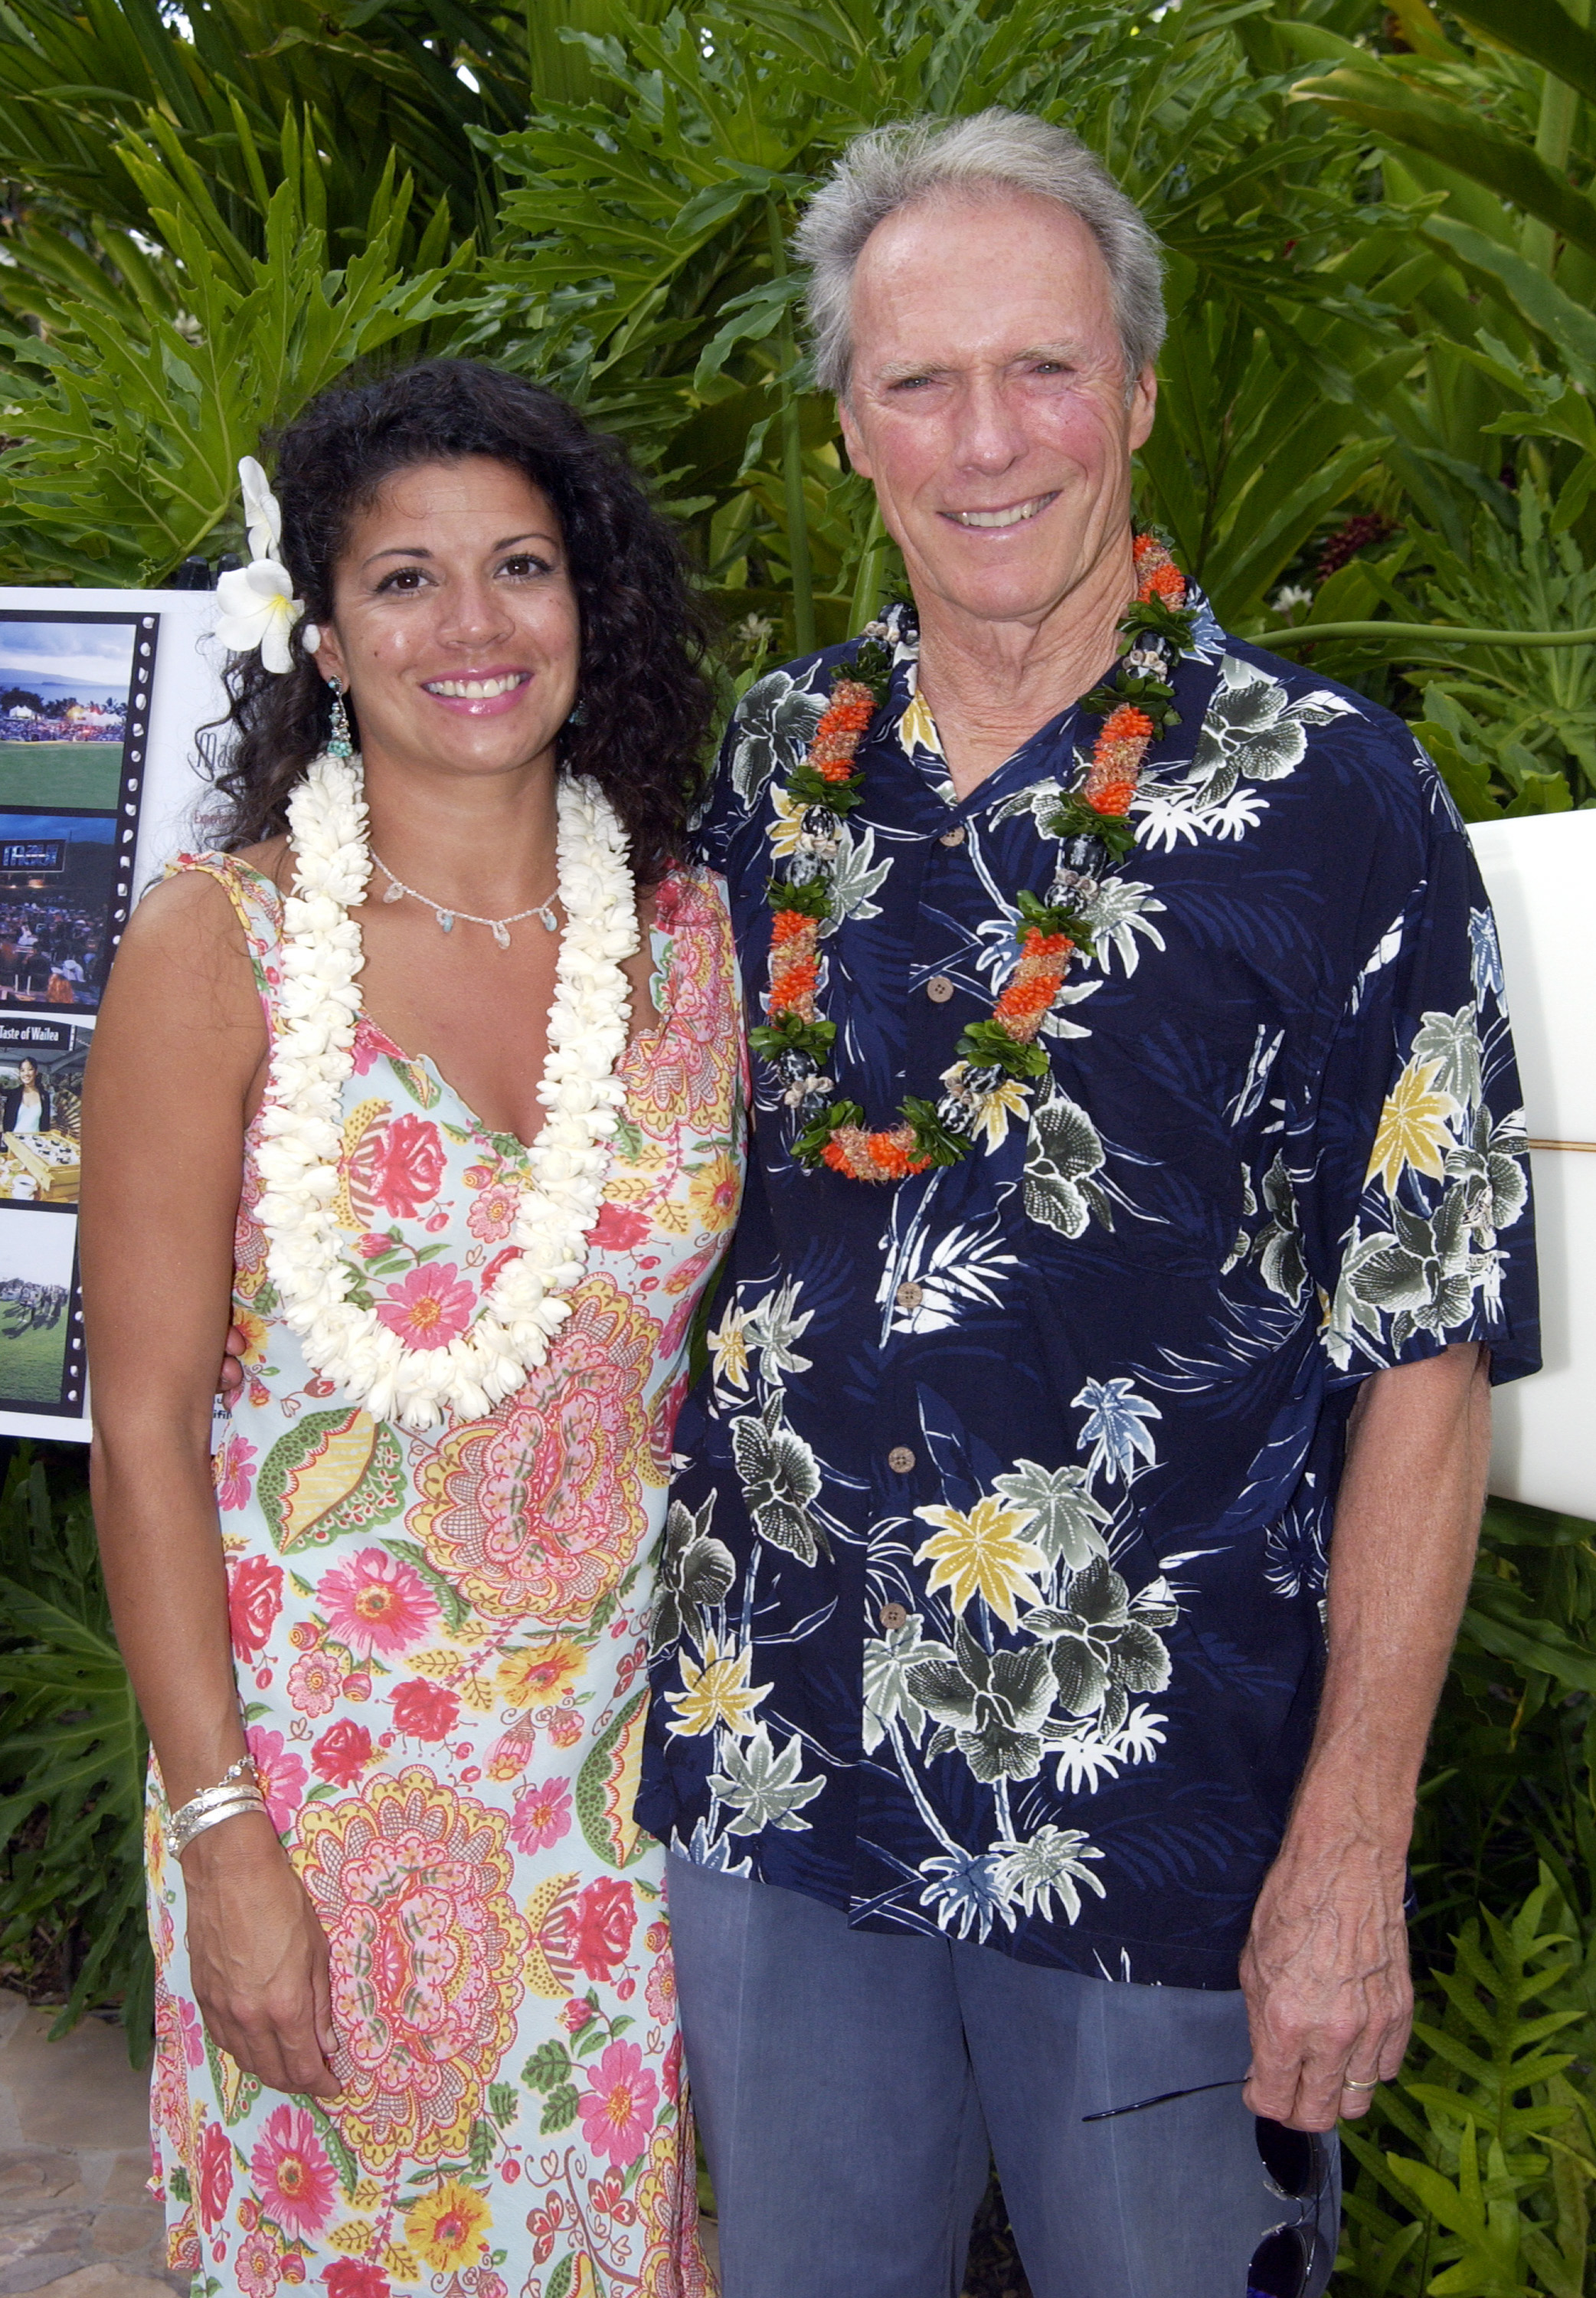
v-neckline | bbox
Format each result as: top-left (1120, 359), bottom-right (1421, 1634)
top-left (233, 855), bottom-right (677, 1157)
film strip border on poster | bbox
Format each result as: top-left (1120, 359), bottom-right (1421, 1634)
top-left (110, 610), bottom-right (159, 956)
top-left (0, 608), bottom-right (159, 1422)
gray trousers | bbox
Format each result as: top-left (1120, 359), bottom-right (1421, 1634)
top-left (666, 1854), bottom-right (1340, 2298)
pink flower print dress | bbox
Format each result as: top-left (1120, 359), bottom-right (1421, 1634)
top-left (147, 851), bottom-right (744, 2298)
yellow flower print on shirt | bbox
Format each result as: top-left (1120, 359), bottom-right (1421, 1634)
top-left (708, 1301), bottom-right (752, 1391)
top-left (769, 785), bottom-right (806, 860)
top-left (497, 1637), bottom-right (587, 1708)
top-left (666, 1632), bottom-right (770, 1737)
top-left (1365, 1056), bottom-right (1458, 1196)
top-left (688, 1147), bottom-right (742, 1234)
top-left (899, 686), bottom-right (940, 757)
top-left (961, 1074), bottom-right (1032, 1155)
top-left (913, 1494), bottom-right (1048, 1629)
top-left (406, 2179), bottom-right (492, 2270)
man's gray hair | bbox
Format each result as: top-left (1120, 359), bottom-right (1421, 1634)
top-left (795, 109), bottom-right (1165, 399)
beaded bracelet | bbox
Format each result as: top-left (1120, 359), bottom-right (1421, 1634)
top-left (164, 1756), bottom-right (268, 1858)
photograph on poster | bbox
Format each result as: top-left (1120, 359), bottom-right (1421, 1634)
top-left (0, 1017), bottom-right (86, 1207)
top-left (0, 1199), bottom-right (78, 1413)
top-left (0, 812), bottom-right (117, 1009)
top-left (0, 614), bottom-right (137, 813)
top-left (0, 583), bottom-right (198, 1442)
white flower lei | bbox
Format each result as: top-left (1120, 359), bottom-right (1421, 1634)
top-left (254, 751), bottom-right (636, 1431)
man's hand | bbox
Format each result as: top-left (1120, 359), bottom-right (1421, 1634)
top-left (218, 1324), bottom-right (248, 1403)
top-left (1240, 1830), bottom-right (1411, 2129)
top-left (1239, 1340), bottom-right (1490, 2133)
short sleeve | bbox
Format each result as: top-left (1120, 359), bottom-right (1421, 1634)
top-left (687, 661), bottom-right (832, 877)
top-left (688, 715), bottom-right (742, 874)
top-left (1300, 821), bottom-right (1540, 1388)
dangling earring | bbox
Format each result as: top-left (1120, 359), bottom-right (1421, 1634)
top-left (566, 698), bottom-right (586, 729)
top-left (326, 676), bottom-right (354, 759)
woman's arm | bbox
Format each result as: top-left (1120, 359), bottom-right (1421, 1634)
top-left (80, 870), bottom-right (339, 2097)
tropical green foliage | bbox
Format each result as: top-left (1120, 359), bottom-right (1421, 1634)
top-left (0, 1445), bottom-right (149, 2060)
top-left (1337, 1498), bottom-right (1596, 2296)
top-left (0, 0), bottom-right (1591, 800)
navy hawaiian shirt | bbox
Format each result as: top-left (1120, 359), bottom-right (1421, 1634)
top-left (636, 588), bottom-right (1540, 1988)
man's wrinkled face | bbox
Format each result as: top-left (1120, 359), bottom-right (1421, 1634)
top-left (837, 189), bottom-right (1156, 633)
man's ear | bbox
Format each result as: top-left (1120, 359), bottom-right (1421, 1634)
top-left (837, 394), bottom-right (873, 480)
top-left (1129, 365), bottom-right (1158, 453)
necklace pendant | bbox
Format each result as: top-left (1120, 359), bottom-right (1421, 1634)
top-left (438, 911), bottom-right (454, 934)
top-left (382, 879), bottom-right (404, 905)
top-left (538, 902), bottom-right (558, 933)
top-left (492, 921), bottom-right (512, 951)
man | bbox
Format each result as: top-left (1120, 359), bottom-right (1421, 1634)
top-left (635, 110), bottom-right (1539, 2296)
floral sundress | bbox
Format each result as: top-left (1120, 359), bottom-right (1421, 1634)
top-left (146, 849), bottom-right (743, 2298)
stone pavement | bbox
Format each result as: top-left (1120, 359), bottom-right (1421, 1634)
top-left (0, 1989), bottom-right (182, 2298)
top-left (0, 1986), bottom-right (724, 2296)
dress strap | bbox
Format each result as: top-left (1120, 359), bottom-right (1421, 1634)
top-left (161, 851), bottom-right (283, 1024)
top-left (652, 862), bottom-right (747, 1088)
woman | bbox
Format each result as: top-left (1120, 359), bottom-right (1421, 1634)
top-left (80, 360), bottom-right (742, 2296)
top-left (2, 1055), bottom-right (51, 1134)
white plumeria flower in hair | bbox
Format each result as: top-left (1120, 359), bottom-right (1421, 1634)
top-left (214, 559), bottom-right (306, 674)
top-left (237, 455), bottom-right (282, 562)
top-left (214, 454), bottom-right (317, 673)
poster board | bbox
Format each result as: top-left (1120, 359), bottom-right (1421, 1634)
top-left (0, 589), bottom-right (224, 1442)
top-left (1468, 808), bottom-right (1596, 1521)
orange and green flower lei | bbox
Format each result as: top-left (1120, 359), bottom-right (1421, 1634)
top-left (751, 534), bottom-right (1195, 1182)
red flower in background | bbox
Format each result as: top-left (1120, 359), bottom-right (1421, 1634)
top-left (311, 1720), bottom-right (374, 1786)
top-left (390, 1678), bottom-right (460, 1742)
top-left (228, 1556), bottom-right (283, 1661)
top-left (370, 1114), bottom-right (445, 1219)
top-left (588, 1200), bottom-right (650, 1254)
top-left (567, 1877), bottom-right (636, 1983)
top-left (323, 2264), bottom-right (391, 2298)
top-left (197, 2119), bottom-right (233, 2231)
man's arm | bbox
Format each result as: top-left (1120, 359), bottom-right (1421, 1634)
top-left (1239, 1340), bottom-right (1490, 2132)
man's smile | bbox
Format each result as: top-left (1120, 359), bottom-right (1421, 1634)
top-left (943, 492), bottom-right (1059, 529)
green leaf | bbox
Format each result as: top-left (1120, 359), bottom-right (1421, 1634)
top-left (953, 1021), bottom-right (1050, 1079)
top-left (521, 2039), bottom-right (571, 2093)
top-left (1421, 217), bottom-right (1596, 392)
top-left (1448, 0), bottom-right (1596, 106)
top-left (539, 2081), bottom-right (581, 2134)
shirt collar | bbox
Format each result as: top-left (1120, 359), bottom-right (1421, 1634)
top-left (868, 581), bottom-right (1222, 820)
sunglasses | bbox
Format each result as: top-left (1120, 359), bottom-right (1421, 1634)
top-left (1082, 2078), bottom-right (1330, 2298)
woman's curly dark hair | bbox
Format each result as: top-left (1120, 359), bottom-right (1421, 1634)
top-left (208, 359), bottom-right (715, 882)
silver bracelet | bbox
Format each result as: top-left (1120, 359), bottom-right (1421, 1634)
top-left (167, 1789), bottom-right (268, 1858)
top-left (165, 1757), bottom-right (267, 1858)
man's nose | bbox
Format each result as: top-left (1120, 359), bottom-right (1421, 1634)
top-left (952, 375), bottom-right (1028, 474)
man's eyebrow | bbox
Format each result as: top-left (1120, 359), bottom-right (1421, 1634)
top-left (359, 529), bottom-right (558, 569)
top-left (873, 342), bottom-right (1085, 384)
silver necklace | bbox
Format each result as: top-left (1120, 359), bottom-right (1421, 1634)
top-left (371, 855), bottom-right (560, 950)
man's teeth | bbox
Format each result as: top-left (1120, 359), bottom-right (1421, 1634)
top-left (426, 673), bottom-right (523, 699)
top-left (953, 497), bottom-right (1051, 529)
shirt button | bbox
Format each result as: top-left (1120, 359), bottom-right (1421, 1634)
top-left (887, 1445), bottom-right (916, 1475)
top-left (926, 975), bottom-right (955, 1004)
top-left (940, 827), bottom-right (966, 846)
top-left (895, 1281), bottom-right (924, 1311)
top-left (879, 1601), bottom-right (908, 1632)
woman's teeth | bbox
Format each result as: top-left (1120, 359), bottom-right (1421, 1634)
top-left (425, 673), bottom-right (525, 699)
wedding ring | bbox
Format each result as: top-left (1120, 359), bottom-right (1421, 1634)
top-left (1341, 2075), bottom-right (1379, 2090)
